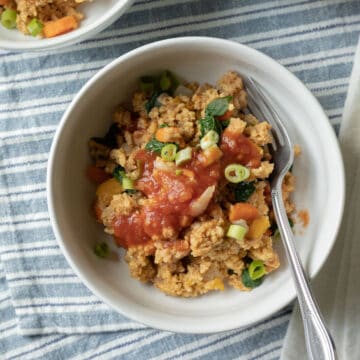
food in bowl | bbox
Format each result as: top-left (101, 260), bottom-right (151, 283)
top-left (0, 0), bottom-right (92, 38)
top-left (87, 70), bottom-right (296, 297)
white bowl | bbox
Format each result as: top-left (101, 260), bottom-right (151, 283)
top-left (0, 0), bottom-right (134, 51)
top-left (47, 37), bottom-right (345, 333)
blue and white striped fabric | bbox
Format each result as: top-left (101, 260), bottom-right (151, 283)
top-left (0, 0), bottom-right (359, 358)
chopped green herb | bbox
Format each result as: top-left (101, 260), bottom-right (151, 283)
top-left (229, 181), bottom-right (256, 202)
top-left (94, 242), bottom-right (109, 258)
top-left (159, 123), bottom-right (169, 128)
top-left (113, 165), bottom-right (126, 183)
top-left (242, 268), bottom-right (263, 288)
top-left (205, 96), bottom-right (232, 117)
top-left (199, 115), bottom-right (222, 137)
top-left (145, 91), bottom-right (161, 113)
top-left (145, 138), bottom-right (166, 154)
top-left (145, 138), bottom-right (179, 155)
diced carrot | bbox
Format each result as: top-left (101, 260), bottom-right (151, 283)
top-left (247, 216), bottom-right (270, 240)
top-left (43, 16), bottom-right (78, 38)
top-left (86, 165), bottom-right (111, 184)
top-left (216, 109), bottom-right (233, 121)
top-left (155, 126), bottom-right (183, 145)
top-left (199, 145), bottom-right (223, 167)
top-left (229, 203), bottom-right (259, 222)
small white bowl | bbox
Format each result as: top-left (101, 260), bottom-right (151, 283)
top-left (47, 37), bottom-right (345, 333)
top-left (0, 0), bottom-right (134, 51)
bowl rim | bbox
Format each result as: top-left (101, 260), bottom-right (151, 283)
top-left (47, 36), bottom-right (345, 333)
top-left (0, 0), bottom-right (134, 51)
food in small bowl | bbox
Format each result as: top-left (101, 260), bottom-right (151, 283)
top-left (47, 37), bottom-right (344, 333)
top-left (88, 71), bottom-right (296, 297)
top-left (0, 0), bottom-right (133, 50)
top-left (1, 0), bottom-right (92, 38)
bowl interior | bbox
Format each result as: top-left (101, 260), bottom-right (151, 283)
top-left (0, 0), bottom-right (132, 50)
top-left (48, 38), bottom-right (344, 333)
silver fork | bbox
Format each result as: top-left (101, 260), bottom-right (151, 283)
top-left (244, 77), bottom-right (337, 360)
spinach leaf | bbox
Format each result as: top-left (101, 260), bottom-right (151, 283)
top-left (205, 96), bottom-right (232, 117)
top-left (241, 268), bottom-right (263, 288)
top-left (231, 181), bottom-right (256, 202)
top-left (199, 115), bottom-right (222, 137)
top-left (145, 138), bottom-right (166, 154)
top-left (113, 165), bottom-right (126, 183)
top-left (145, 91), bottom-right (161, 113)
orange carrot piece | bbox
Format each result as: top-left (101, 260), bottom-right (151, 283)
top-left (86, 165), bottom-right (111, 184)
top-left (229, 203), bottom-right (259, 222)
top-left (155, 127), bottom-right (182, 143)
top-left (43, 16), bottom-right (78, 38)
top-left (199, 145), bottom-right (223, 167)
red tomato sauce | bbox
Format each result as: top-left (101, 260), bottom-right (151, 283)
top-left (220, 130), bottom-right (261, 168)
top-left (113, 149), bottom-right (221, 247)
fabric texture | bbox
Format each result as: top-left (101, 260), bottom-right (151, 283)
top-left (0, 0), bottom-right (359, 358)
top-left (280, 37), bottom-right (360, 360)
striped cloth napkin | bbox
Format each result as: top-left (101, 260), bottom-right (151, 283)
top-left (0, 0), bottom-right (359, 358)
top-left (281, 36), bottom-right (360, 360)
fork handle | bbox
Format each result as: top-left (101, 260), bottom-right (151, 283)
top-left (271, 186), bottom-right (337, 360)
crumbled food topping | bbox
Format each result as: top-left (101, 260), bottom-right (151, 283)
top-left (87, 71), bottom-right (297, 297)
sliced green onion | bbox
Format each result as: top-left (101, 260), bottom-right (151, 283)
top-left (161, 143), bottom-right (177, 162)
top-left (139, 76), bottom-right (156, 93)
top-left (122, 176), bottom-right (135, 191)
top-left (241, 268), bottom-right (263, 288)
top-left (227, 224), bottom-right (247, 243)
top-left (94, 242), bottom-right (109, 258)
top-left (1, 9), bottom-right (17, 29)
top-left (160, 71), bottom-right (172, 91)
top-left (175, 147), bottom-right (192, 166)
top-left (224, 164), bottom-right (250, 183)
top-left (175, 169), bottom-right (183, 176)
top-left (27, 18), bottom-right (43, 37)
top-left (200, 130), bottom-right (219, 150)
top-left (248, 260), bottom-right (266, 281)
